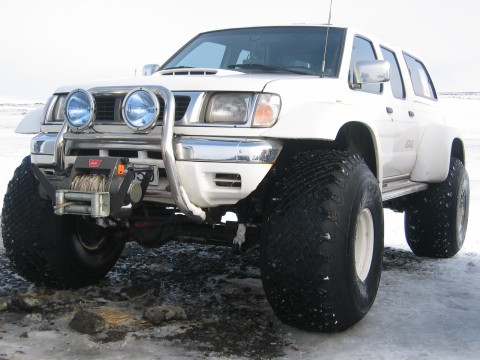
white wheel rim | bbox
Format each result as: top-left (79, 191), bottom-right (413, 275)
top-left (456, 177), bottom-right (468, 245)
top-left (355, 208), bottom-right (374, 282)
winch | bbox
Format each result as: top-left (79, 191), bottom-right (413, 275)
top-left (32, 157), bottom-right (153, 218)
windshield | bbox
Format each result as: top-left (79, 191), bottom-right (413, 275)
top-left (161, 26), bottom-right (346, 77)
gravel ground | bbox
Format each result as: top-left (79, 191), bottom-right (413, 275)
top-left (1, 230), bottom-right (479, 360)
top-left (0, 237), bottom-right (289, 359)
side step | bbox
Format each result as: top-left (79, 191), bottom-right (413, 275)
top-left (382, 179), bottom-right (428, 202)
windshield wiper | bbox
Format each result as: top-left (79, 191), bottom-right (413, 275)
top-left (228, 63), bottom-right (315, 75)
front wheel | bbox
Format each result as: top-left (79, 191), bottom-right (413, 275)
top-left (260, 151), bottom-right (384, 332)
top-left (1, 156), bottom-right (126, 288)
top-left (405, 157), bottom-right (469, 258)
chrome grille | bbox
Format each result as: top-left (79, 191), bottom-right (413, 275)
top-left (93, 94), bottom-right (191, 123)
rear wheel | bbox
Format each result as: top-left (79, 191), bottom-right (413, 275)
top-left (405, 157), bottom-right (469, 258)
top-left (1, 156), bottom-right (126, 288)
top-left (260, 150), bottom-right (384, 332)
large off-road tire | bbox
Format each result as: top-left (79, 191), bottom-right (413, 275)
top-left (260, 150), bottom-right (384, 332)
top-left (405, 157), bottom-right (469, 258)
top-left (1, 156), bottom-right (126, 288)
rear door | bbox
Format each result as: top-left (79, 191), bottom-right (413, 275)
top-left (380, 46), bottom-right (418, 176)
top-left (401, 53), bottom-right (443, 175)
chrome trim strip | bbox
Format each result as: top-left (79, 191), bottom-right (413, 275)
top-left (174, 138), bottom-right (283, 163)
top-left (32, 133), bottom-right (57, 155)
top-left (63, 133), bottom-right (162, 141)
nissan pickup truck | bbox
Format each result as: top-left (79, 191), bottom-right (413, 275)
top-left (2, 25), bottom-right (469, 332)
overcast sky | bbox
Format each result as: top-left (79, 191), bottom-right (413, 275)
top-left (0, 0), bottom-right (478, 101)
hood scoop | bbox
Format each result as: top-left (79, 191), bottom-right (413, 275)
top-left (157, 68), bottom-right (240, 76)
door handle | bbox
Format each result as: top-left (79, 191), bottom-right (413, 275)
top-left (386, 107), bottom-right (393, 114)
top-left (408, 111), bottom-right (415, 117)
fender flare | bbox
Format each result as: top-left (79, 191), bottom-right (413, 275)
top-left (15, 107), bottom-right (44, 134)
top-left (410, 123), bottom-right (463, 183)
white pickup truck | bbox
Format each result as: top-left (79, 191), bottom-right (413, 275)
top-left (2, 25), bottom-right (469, 332)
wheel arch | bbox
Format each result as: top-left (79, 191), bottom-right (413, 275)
top-left (272, 121), bottom-right (381, 181)
top-left (335, 121), bottom-right (381, 181)
top-left (451, 137), bottom-right (465, 165)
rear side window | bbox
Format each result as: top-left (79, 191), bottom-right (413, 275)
top-left (380, 47), bottom-right (405, 99)
top-left (403, 53), bottom-right (437, 100)
top-left (349, 36), bottom-right (381, 94)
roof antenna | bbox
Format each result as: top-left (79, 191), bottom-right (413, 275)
top-left (321, 0), bottom-right (333, 78)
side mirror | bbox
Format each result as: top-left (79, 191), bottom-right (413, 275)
top-left (353, 60), bottom-right (390, 84)
top-left (142, 64), bottom-right (160, 76)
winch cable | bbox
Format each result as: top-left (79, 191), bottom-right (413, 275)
top-left (71, 174), bottom-right (107, 192)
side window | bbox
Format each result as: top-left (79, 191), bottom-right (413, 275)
top-left (403, 53), bottom-right (437, 100)
top-left (349, 36), bottom-right (381, 94)
top-left (380, 47), bottom-right (405, 99)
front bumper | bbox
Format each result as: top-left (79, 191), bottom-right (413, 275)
top-left (31, 88), bottom-right (283, 221)
top-left (31, 134), bottom-right (282, 165)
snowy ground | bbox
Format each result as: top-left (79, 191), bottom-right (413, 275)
top-left (0, 95), bottom-right (479, 359)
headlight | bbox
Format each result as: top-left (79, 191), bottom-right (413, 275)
top-left (122, 89), bottom-right (159, 131)
top-left (65, 89), bottom-right (95, 130)
top-left (252, 94), bottom-right (281, 127)
top-left (206, 93), bottom-right (250, 124)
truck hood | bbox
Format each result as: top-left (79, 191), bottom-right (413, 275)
top-left (54, 70), bottom-right (310, 94)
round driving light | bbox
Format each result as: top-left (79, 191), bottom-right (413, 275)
top-left (65, 89), bottom-right (95, 130)
top-left (122, 89), bottom-right (160, 131)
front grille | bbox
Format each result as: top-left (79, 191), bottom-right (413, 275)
top-left (95, 97), bottom-right (116, 121)
top-left (157, 95), bottom-right (191, 122)
top-left (93, 94), bottom-right (190, 123)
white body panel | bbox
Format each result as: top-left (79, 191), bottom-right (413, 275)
top-left (176, 162), bottom-right (272, 208)
top-left (411, 123), bottom-right (462, 182)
